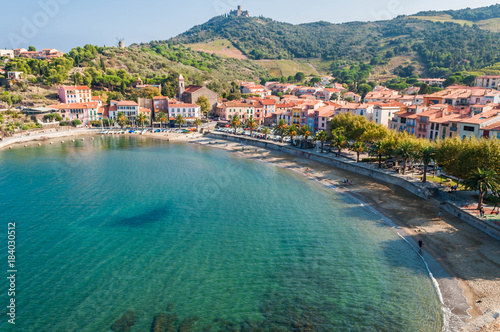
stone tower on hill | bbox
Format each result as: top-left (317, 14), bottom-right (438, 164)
top-left (229, 5), bottom-right (250, 18)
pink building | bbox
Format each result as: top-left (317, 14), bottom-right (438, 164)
top-left (50, 102), bottom-right (101, 125)
top-left (58, 86), bottom-right (92, 104)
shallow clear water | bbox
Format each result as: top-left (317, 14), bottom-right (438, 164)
top-left (0, 136), bottom-right (443, 331)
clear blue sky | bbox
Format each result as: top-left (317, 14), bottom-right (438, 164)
top-left (1, 0), bottom-right (498, 52)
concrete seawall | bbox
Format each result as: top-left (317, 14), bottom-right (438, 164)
top-left (0, 129), bottom-right (100, 149)
top-left (207, 132), bottom-right (500, 241)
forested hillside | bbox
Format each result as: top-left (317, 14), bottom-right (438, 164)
top-left (165, 6), bottom-right (500, 77)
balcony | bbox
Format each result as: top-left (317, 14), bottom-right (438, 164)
top-left (450, 127), bottom-right (457, 132)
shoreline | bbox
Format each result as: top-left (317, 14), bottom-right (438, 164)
top-left (4, 130), bottom-right (499, 331)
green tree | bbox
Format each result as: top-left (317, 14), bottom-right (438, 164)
top-left (294, 72), bottom-right (306, 82)
top-left (136, 113), bottom-right (148, 128)
top-left (350, 141), bottom-right (366, 163)
top-left (299, 125), bottom-right (313, 148)
top-left (230, 115), bottom-right (241, 134)
top-left (156, 112), bottom-right (167, 129)
top-left (28, 46), bottom-right (36, 52)
top-left (196, 96), bottom-right (211, 119)
top-left (331, 128), bottom-right (348, 157)
top-left (395, 140), bottom-right (416, 175)
top-left (463, 168), bottom-right (500, 210)
top-left (315, 130), bottom-right (328, 153)
top-left (117, 112), bottom-right (129, 128)
top-left (287, 125), bottom-right (298, 146)
top-left (274, 119), bottom-right (288, 143)
top-left (261, 127), bottom-right (270, 140)
top-left (419, 144), bottom-right (436, 183)
top-left (369, 141), bottom-right (386, 168)
top-left (193, 118), bottom-right (202, 132)
top-left (245, 116), bottom-right (257, 136)
top-left (175, 114), bottom-right (186, 128)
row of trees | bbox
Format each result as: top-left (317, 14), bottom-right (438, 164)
top-left (264, 113), bottom-right (500, 209)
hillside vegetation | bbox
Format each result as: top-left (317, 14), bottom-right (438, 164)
top-left (166, 5), bottom-right (500, 78)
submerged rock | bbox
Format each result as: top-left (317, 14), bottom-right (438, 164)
top-left (151, 313), bottom-right (178, 332)
top-left (178, 316), bottom-right (200, 332)
top-left (110, 310), bottom-right (137, 332)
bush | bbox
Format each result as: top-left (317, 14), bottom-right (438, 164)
top-left (72, 120), bottom-right (82, 126)
top-left (59, 121), bottom-right (70, 126)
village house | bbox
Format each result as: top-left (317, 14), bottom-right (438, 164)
top-left (19, 49), bottom-right (64, 60)
top-left (153, 96), bottom-right (169, 115)
top-left (241, 83), bottom-right (271, 97)
top-left (369, 102), bottom-right (403, 127)
top-left (364, 87), bottom-right (400, 103)
top-left (6, 71), bottom-right (23, 80)
top-left (108, 100), bottom-right (139, 121)
top-left (355, 103), bottom-right (375, 121)
top-left (343, 92), bottom-right (361, 103)
top-left (475, 75), bottom-right (500, 89)
top-left (49, 102), bottom-right (101, 125)
top-left (313, 105), bottom-right (337, 132)
top-left (168, 101), bottom-right (202, 121)
top-left (417, 78), bottom-right (446, 88)
top-left (425, 86), bottom-right (500, 106)
top-left (178, 75), bottom-right (218, 112)
top-left (456, 109), bottom-right (500, 139)
top-left (479, 121), bottom-right (500, 139)
top-left (58, 85), bottom-right (92, 104)
top-left (0, 50), bottom-right (14, 58)
top-left (217, 101), bottom-right (255, 121)
top-left (13, 48), bottom-right (27, 57)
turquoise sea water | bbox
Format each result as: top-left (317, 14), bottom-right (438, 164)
top-left (0, 137), bottom-right (443, 331)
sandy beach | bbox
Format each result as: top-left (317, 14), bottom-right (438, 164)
top-left (3, 130), bottom-right (499, 331)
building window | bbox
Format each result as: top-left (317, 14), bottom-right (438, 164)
top-left (463, 126), bottom-right (475, 132)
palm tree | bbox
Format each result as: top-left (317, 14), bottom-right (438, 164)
top-left (230, 115), bottom-right (241, 134)
top-left (299, 125), bottom-right (313, 149)
top-left (331, 128), bottom-right (348, 157)
top-left (287, 125), bottom-right (298, 146)
top-left (274, 119), bottom-right (288, 143)
top-left (175, 114), bottom-right (186, 129)
top-left (395, 141), bottom-right (415, 175)
top-left (369, 141), bottom-right (386, 168)
top-left (419, 145), bottom-right (436, 183)
top-left (262, 127), bottom-right (270, 140)
top-left (463, 168), bottom-right (500, 210)
top-left (245, 117), bottom-right (257, 136)
top-left (117, 112), bottom-right (128, 128)
top-left (193, 118), bottom-right (202, 132)
top-left (350, 141), bottom-right (366, 163)
top-left (315, 130), bottom-right (328, 153)
top-left (156, 112), bottom-right (167, 129)
top-left (136, 113), bottom-right (147, 129)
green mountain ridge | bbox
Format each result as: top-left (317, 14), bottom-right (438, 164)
top-left (156, 4), bottom-right (500, 78)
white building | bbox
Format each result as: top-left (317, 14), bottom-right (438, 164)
top-left (475, 76), bottom-right (500, 89)
top-left (371, 103), bottom-right (402, 127)
top-left (0, 50), bottom-right (14, 58)
top-left (108, 100), bottom-right (139, 120)
top-left (168, 102), bottom-right (201, 120)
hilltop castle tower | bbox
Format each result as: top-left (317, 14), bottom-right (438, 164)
top-left (178, 74), bottom-right (185, 100)
top-left (229, 5), bottom-right (250, 17)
